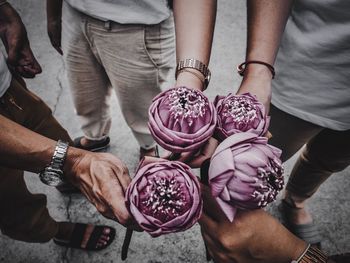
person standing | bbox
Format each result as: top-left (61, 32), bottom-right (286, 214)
top-left (47, 0), bottom-right (175, 158)
top-left (237, 0), bottom-right (350, 246)
top-left (0, 1), bottom-right (133, 250)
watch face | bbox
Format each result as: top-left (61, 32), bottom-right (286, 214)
top-left (40, 168), bottom-right (64, 187)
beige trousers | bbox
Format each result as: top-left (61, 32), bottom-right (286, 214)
top-left (269, 104), bottom-right (350, 207)
top-left (61, 2), bottom-right (175, 149)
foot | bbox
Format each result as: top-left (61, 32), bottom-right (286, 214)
top-left (281, 198), bottom-right (313, 225)
top-left (54, 222), bottom-right (115, 250)
top-left (79, 137), bottom-right (100, 148)
top-left (280, 200), bottom-right (322, 247)
top-left (140, 146), bottom-right (158, 160)
top-left (73, 136), bottom-right (110, 152)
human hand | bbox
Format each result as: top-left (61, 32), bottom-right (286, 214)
top-left (0, 3), bottom-right (42, 78)
top-left (65, 149), bottom-right (133, 226)
top-left (47, 15), bottom-right (62, 55)
top-left (167, 137), bottom-right (219, 168)
top-left (237, 64), bottom-right (272, 113)
top-left (199, 185), bottom-right (307, 263)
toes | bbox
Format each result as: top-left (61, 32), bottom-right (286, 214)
top-left (100, 235), bottom-right (110, 242)
top-left (96, 228), bottom-right (112, 248)
top-left (96, 240), bottom-right (108, 248)
top-left (103, 227), bottom-right (111, 235)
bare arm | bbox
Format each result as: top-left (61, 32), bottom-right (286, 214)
top-left (0, 113), bottom-right (133, 225)
top-left (199, 185), bottom-right (332, 263)
top-left (173, 0), bottom-right (217, 91)
top-left (0, 114), bottom-right (60, 172)
top-left (237, 0), bottom-right (294, 111)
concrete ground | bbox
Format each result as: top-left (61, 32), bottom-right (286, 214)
top-left (1, 0), bottom-right (349, 262)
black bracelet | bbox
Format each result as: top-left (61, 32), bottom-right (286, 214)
top-left (237, 60), bottom-right (275, 79)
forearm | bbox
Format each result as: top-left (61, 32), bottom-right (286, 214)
top-left (46, 0), bottom-right (62, 22)
top-left (244, 0), bottom-right (294, 78)
top-left (0, 114), bottom-right (80, 175)
top-left (237, 1), bottom-right (293, 109)
top-left (246, 0), bottom-right (294, 64)
top-left (173, 0), bottom-right (216, 90)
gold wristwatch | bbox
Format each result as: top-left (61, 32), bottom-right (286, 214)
top-left (292, 245), bottom-right (329, 263)
top-left (175, 58), bottom-right (211, 89)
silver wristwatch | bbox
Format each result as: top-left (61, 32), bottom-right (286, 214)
top-left (39, 140), bottom-right (69, 187)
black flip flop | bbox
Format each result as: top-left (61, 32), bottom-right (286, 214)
top-left (279, 200), bottom-right (322, 248)
top-left (54, 223), bottom-right (116, 251)
top-left (73, 136), bottom-right (110, 152)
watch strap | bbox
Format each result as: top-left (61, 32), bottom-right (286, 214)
top-left (175, 58), bottom-right (211, 88)
top-left (51, 140), bottom-right (69, 170)
top-left (292, 245), bottom-right (328, 263)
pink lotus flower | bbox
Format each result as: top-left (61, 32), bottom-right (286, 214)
top-left (214, 93), bottom-right (269, 141)
top-left (209, 132), bottom-right (284, 222)
top-left (126, 159), bottom-right (202, 237)
top-left (148, 86), bottom-right (216, 153)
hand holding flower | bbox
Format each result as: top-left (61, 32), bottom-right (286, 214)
top-left (214, 92), bottom-right (270, 141)
top-left (209, 132), bottom-right (284, 222)
top-left (125, 157), bottom-right (202, 237)
top-left (148, 86), bottom-right (216, 153)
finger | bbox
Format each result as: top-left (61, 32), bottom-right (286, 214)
top-left (110, 163), bottom-right (131, 191)
top-left (54, 46), bottom-right (63, 55)
top-left (20, 64), bottom-right (41, 78)
top-left (160, 150), bottom-right (172, 159)
top-left (139, 156), bottom-right (167, 167)
top-left (198, 212), bottom-right (218, 233)
top-left (188, 138), bottom-right (219, 168)
top-left (104, 177), bottom-right (131, 225)
top-left (264, 130), bottom-right (273, 139)
top-left (201, 184), bottom-right (228, 222)
top-left (175, 151), bottom-right (197, 164)
top-left (50, 36), bottom-right (63, 56)
top-left (15, 66), bottom-right (35, 78)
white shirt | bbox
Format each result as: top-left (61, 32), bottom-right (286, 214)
top-left (0, 52), bottom-right (11, 97)
top-left (272, 0), bottom-right (350, 130)
top-left (64, 0), bottom-right (171, 25)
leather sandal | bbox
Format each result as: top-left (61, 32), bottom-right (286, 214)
top-left (54, 223), bottom-right (115, 251)
top-left (73, 136), bottom-right (110, 152)
top-left (279, 200), bottom-right (322, 248)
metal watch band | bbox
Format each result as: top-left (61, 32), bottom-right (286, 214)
top-left (50, 140), bottom-right (69, 170)
top-left (292, 245), bottom-right (328, 263)
top-left (175, 58), bottom-right (211, 88)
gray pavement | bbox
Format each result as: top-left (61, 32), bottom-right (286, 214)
top-left (1, 0), bottom-right (349, 262)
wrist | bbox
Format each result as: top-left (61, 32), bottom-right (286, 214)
top-left (290, 241), bottom-right (309, 262)
top-left (176, 70), bottom-right (204, 91)
top-left (242, 63), bottom-right (274, 81)
top-left (63, 146), bottom-right (86, 182)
